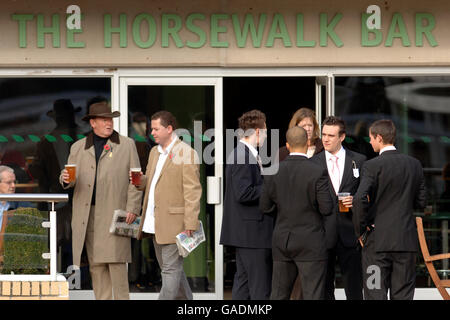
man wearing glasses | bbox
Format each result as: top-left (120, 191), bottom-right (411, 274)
top-left (0, 165), bottom-right (34, 262)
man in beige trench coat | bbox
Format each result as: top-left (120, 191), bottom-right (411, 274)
top-left (60, 101), bottom-right (142, 300)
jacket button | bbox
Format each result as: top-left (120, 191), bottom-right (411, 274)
top-left (88, 184), bottom-right (91, 187)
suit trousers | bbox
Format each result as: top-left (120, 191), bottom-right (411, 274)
top-left (85, 206), bottom-right (130, 300)
top-left (232, 247), bottom-right (272, 300)
top-left (271, 260), bottom-right (327, 300)
top-left (325, 238), bottom-right (363, 300)
top-left (362, 235), bottom-right (416, 300)
top-left (153, 238), bottom-right (193, 300)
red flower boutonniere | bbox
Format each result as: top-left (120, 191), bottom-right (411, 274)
top-left (169, 153), bottom-right (174, 160)
top-left (104, 144), bottom-right (113, 157)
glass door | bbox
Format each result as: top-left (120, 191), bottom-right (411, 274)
top-left (118, 77), bottom-right (223, 299)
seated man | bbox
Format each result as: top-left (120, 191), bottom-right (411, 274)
top-left (0, 165), bottom-right (34, 261)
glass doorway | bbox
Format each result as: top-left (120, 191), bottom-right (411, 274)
top-left (119, 77), bottom-right (223, 299)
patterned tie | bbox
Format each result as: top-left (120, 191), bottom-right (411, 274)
top-left (330, 155), bottom-right (340, 194)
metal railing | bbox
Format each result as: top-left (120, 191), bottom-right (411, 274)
top-left (0, 193), bottom-right (68, 282)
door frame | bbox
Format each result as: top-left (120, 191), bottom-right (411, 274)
top-left (118, 76), bottom-right (224, 300)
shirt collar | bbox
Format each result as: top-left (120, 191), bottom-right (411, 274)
top-left (380, 145), bottom-right (396, 155)
top-left (85, 130), bottom-right (120, 150)
top-left (158, 134), bottom-right (178, 155)
top-left (289, 152), bottom-right (308, 157)
top-left (0, 201), bottom-right (10, 211)
top-left (325, 146), bottom-right (345, 160)
top-left (239, 140), bottom-right (258, 159)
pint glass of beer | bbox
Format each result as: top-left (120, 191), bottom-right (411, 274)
top-left (65, 164), bottom-right (77, 183)
top-left (131, 168), bottom-right (142, 185)
top-left (338, 192), bottom-right (351, 212)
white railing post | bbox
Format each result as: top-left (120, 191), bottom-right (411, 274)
top-left (50, 201), bottom-right (57, 281)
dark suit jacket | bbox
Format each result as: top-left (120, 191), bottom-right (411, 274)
top-left (311, 149), bottom-right (366, 249)
top-left (259, 155), bottom-right (333, 261)
top-left (353, 150), bottom-right (426, 252)
top-left (220, 142), bottom-right (274, 249)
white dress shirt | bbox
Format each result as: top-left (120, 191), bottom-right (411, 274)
top-left (289, 152), bottom-right (308, 157)
top-left (379, 145), bottom-right (396, 155)
top-left (239, 140), bottom-right (262, 171)
top-left (142, 135), bottom-right (178, 234)
top-left (325, 147), bottom-right (346, 194)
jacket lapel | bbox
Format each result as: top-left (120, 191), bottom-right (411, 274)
top-left (339, 151), bottom-right (353, 193)
top-left (156, 139), bottom-right (181, 184)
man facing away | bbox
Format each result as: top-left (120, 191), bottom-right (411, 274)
top-left (135, 110), bottom-right (202, 300)
top-left (60, 101), bottom-right (142, 300)
top-left (260, 126), bottom-right (333, 300)
top-left (220, 109), bottom-right (274, 300)
top-left (353, 119), bottom-right (426, 300)
top-left (311, 116), bottom-right (366, 300)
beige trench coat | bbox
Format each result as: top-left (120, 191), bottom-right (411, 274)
top-left (60, 131), bottom-right (142, 266)
top-left (137, 139), bottom-right (201, 244)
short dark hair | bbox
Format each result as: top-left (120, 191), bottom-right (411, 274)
top-left (322, 116), bottom-right (346, 136)
top-left (286, 126), bottom-right (307, 149)
top-left (238, 110), bottom-right (266, 132)
top-left (369, 119), bottom-right (396, 145)
top-left (151, 110), bottom-right (177, 130)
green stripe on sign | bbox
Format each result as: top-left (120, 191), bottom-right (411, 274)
top-left (364, 136), bottom-right (370, 143)
top-left (60, 134), bottom-right (74, 142)
top-left (45, 134), bottom-right (57, 142)
top-left (421, 136), bottom-right (431, 143)
top-left (0, 135), bottom-right (8, 142)
top-left (12, 135), bottom-right (25, 142)
top-left (345, 137), bottom-right (355, 144)
top-left (76, 134), bottom-right (85, 140)
top-left (28, 135), bottom-right (41, 142)
top-left (181, 134), bottom-right (193, 143)
top-left (134, 134), bottom-right (146, 142)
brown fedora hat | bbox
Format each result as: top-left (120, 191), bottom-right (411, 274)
top-left (82, 101), bottom-right (120, 121)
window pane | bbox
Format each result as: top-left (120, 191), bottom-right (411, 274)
top-left (335, 76), bottom-right (450, 286)
top-left (0, 77), bottom-right (110, 283)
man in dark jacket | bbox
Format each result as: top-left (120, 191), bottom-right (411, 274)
top-left (353, 119), bottom-right (426, 300)
top-left (260, 126), bottom-right (333, 300)
top-left (220, 109), bottom-right (274, 300)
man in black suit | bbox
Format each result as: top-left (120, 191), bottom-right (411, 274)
top-left (220, 110), bottom-right (274, 300)
top-left (260, 126), bottom-right (333, 300)
top-left (353, 119), bottom-right (426, 300)
top-left (311, 116), bottom-right (366, 300)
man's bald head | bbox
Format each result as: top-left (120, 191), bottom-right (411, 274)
top-left (286, 126), bottom-right (308, 153)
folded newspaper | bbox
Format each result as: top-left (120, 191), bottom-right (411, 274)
top-left (175, 221), bottom-right (205, 257)
top-left (109, 209), bottom-right (141, 239)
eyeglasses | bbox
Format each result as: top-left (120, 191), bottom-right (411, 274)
top-left (0, 180), bottom-right (18, 185)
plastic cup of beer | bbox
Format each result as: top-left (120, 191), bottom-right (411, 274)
top-left (65, 164), bottom-right (77, 183)
top-left (338, 192), bottom-right (351, 212)
top-left (131, 168), bottom-right (142, 185)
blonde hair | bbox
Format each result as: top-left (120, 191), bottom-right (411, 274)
top-left (288, 108), bottom-right (319, 141)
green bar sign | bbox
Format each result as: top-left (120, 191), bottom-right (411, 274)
top-left (10, 12), bottom-right (439, 49)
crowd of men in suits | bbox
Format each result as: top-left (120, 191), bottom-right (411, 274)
top-left (220, 110), bottom-right (426, 300)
